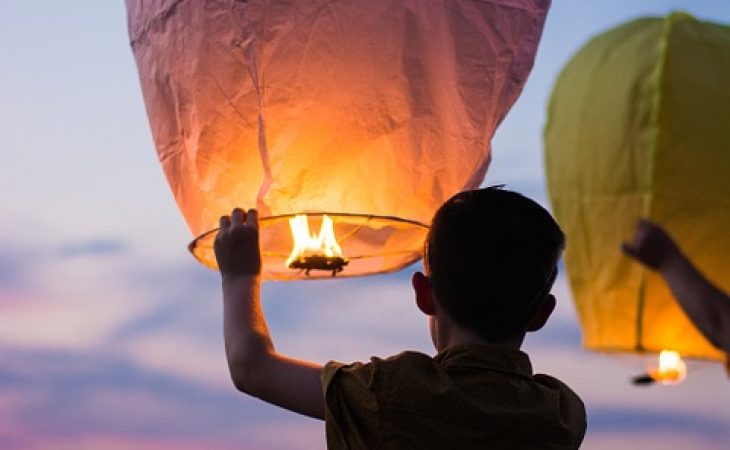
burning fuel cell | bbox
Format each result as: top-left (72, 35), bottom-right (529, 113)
top-left (632, 350), bottom-right (688, 386)
top-left (286, 215), bottom-right (348, 276)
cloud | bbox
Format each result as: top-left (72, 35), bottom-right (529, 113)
top-left (0, 239), bottom-right (190, 350)
top-left (0, 236), bottom-right (128, 296)
top-left (258, 269), bottom-right (434, 361)
top-left (0, 345), bottom-right (325, 450)
top-left (588, 405), bottom-right (730, 439)
top-left (101, 264), bottom-right (431, 386)
top-left (106, 261), bottom-right (220, 344)
top-left (0, 246), bottom-right (36, 293)
top-left (528, 317), bottom-right (583, 348)
top-left (56, 238), bottom-right (128, 259)
top-left (2, 227), bottom-right (730, 450)
top-left (0, 236), bottom-right (226, 385)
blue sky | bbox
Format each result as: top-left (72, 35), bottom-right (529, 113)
top-left (1, 1), bottom-right (730, 449)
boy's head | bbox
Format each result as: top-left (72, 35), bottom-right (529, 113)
top-left (416, 186), bottom-right (565, 344)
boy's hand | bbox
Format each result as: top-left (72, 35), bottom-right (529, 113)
top-left (622, 219), bottom-right (681, 271)
top-left (214, 208), bottom-right (262, 279)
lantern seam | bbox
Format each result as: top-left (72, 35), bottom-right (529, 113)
top-left (252, 2), bottom-right (273, 216)
top-left (635, 15), bottom-right (675, 353)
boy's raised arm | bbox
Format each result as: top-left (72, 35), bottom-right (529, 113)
top-left (215, 208), bottom-right (325, 420)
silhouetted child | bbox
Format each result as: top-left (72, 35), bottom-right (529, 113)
top-left (214, 187), bottom-right (586, 449)
top-left (623, 220), bottom-right (730, 354)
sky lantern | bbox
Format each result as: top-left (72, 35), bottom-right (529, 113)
top-left (544, 12), bottom-right (730, 377)
top-left (126, 0), bottom-right (550, 280)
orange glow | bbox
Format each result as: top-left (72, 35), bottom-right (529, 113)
top-left (286, 215), bottom-right (345, 271)
top-left (650, 350), bottom-right (687, 385)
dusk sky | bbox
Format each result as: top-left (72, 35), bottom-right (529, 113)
top-left (2, 1), bottom-right (730, 449)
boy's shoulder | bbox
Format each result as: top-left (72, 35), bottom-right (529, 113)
top-left (324, 345), bottom-right (586, 449)
top-left (322, 350), bottom-right (432, 392)
top-left (327, 344), bottom-right (581, 391)
top-left (325, 344), bottom-right (585, 411)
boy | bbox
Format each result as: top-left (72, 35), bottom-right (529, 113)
top-left (214, 187), bottom-right (586, 449)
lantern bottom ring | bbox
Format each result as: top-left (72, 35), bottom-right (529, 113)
top-left (188, 212), bottom-right (430, 280)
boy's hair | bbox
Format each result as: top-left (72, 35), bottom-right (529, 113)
top-left (425, 186), bottom-right (565, 341)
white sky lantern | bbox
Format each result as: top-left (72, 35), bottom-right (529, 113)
top-left (126, 0), bottom-right (549, 280)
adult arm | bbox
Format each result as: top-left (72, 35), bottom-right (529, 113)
top-left (622, 219), bottom-right (730, 353)
top-left (215, 208), bottom-right (325, 419)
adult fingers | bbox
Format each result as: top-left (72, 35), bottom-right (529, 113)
top-left (219, 215), bottom-right (232, 230)
top-left (637, 218), bottom-right (657, 234)
top-left (621, 242), bottom-right (639, 260)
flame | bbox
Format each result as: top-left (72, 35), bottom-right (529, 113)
top-left (286, 215), bottom-right (344, 267)
top-left (650, 350), bottom-right (687, 385)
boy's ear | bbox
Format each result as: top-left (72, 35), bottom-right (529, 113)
top-left (525, 294), bottom-right (556, 332)
top-left (412, 271), bottom-right (436, 316)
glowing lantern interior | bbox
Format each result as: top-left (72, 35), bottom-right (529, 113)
top-left (127, 0), bottom-right (550, 280)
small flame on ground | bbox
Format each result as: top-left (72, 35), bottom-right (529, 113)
top-left (286, 214), bottom-right (344, 268)
top-left (650, 350), bottom-right (687, 385)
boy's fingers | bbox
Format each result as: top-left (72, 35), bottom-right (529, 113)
top-left (231, 208), bottom-right (245, 227)
top-left (246, 209), bottom-right (259, 228)
top-left (219, 215), bottom-right (232, 230)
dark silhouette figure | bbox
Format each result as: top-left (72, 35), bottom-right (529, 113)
top-left (214, 187), bottom-right (586, 449)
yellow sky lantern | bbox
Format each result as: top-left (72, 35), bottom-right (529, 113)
top-left (545, 13), bottom-right (730, 373)
top-left (126, 0), bottom-right (550, 280)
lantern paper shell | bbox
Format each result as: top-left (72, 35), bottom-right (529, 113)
top-left (126, 0), bottom-right (550, 280)
top-left (545, 13), bottom-right (730, 360)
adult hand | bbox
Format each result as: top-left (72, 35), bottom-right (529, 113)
top-left (622, 219), bottom-right (681, 271)
top-left (214, 208), bottom-right (262, 279)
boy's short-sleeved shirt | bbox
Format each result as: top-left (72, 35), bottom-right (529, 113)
top-left (322, 344), bottom-right (586, 450)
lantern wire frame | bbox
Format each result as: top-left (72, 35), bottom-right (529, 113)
top-left (189, 212), bottom-right (430, 280)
